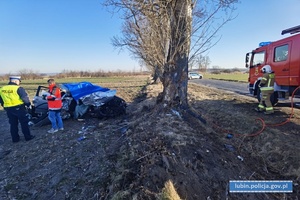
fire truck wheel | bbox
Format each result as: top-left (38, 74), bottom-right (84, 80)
top-left (257, 90), bottom-right (278, 106)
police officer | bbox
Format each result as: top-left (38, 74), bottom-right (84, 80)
top-left (255, 65), bottom-right (275, 114)
top-left (0, 76), bottom-right (35, 142)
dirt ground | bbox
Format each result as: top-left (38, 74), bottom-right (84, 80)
top-left (0, 81), bottom-right (299, 200)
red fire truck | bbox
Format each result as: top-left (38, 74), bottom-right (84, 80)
top-left (245, 25), bottom-right (300, 105)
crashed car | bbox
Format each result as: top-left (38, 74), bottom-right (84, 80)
top-left (27, 82), bottom-right (126, 127)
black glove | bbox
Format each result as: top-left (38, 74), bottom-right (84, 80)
top-left (25, 103), bottom-right (32, 109)
top-left (48, 97), bottom-right (56, 101)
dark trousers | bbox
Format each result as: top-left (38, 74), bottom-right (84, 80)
top-left (5, 105), bottom-right (31, 142)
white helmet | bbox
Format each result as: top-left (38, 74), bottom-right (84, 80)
top-left (261, 65), bottom-right (272, 73)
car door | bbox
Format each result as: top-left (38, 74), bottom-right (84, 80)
top-left (270, 41), bottom-right (291, 86)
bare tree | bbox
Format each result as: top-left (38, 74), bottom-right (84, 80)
top-left (18, 69), bottom-right (42, 80)
top-left (191, 54), bottom-right (211, 72)
top-left (104, 0), bottom-right (238, 110)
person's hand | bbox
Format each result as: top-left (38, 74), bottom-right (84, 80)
top-left (47, 95), bottom-right (56, 101)
top-left (42, 91), bottom-right (50, 99)
top-left (42, 91), bottom-right (50, 96)
top-left (25, 104), bottom-right (32, 110)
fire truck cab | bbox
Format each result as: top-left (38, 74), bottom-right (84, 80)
top-left (245, 25), bottom-right (300, 105)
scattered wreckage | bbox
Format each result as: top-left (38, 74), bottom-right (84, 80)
top-left (27, 81), bottom-right (126, 127)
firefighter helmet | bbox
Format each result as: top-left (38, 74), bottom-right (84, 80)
top-left (261, 65), bottom-right (272, 73)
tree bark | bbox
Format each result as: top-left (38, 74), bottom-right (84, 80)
top-left (158, 1), bottom-right (191, 109)
top-left (160, 58), bottom-right (188, 108)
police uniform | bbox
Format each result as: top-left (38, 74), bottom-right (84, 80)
top-left (0, 76), bottom-right (35, 142)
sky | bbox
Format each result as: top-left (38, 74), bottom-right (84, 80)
top-left (0, 0), bottom-right (300, 74)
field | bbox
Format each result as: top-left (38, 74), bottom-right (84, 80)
top-left (0, 74), bottom-right (299, 199)
top-left (0, 76), bottom-right (149, 102)
top-left (202, 72), bottom-right (249, 82)
top-left (0, 73), bottom-right (247, 102)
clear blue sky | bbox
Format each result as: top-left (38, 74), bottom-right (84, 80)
top-left (208, 0), bottom-right (300, 69)
top-left (0, 0), bottom-right (300, 74)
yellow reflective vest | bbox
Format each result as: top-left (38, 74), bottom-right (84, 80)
top-left (0, 85), bottom-right (24, 107)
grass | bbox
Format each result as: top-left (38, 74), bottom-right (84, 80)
top-left (0, 73), bottom-right (248, 102)
top-left (0, 75), bottom-right (150, 102)
top-left (203, 72), bottom-right (249, 82)
top-left (160, 180), bottom-right (181, 200)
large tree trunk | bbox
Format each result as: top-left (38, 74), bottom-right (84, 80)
top-left (160, 57), bottom-right (188, 108)
top-left (158, 0), bottom-right (192, 109)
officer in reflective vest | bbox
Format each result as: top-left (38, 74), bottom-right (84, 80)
top-left (0, 76), bottom-right (35, 142)
top-left (256, 65), bottom-right (275, 114)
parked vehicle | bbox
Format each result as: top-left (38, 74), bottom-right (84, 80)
top-left (27, 82), bottom-right (126, 127)
top-left (188, 72), bottom-right (203, 80)
top-left (245, 25), bottom-right (300, 105)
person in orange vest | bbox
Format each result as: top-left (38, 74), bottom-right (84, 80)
top-left (0, 76), bottom-right (35, 142)
top-left (255, 65), bottom-right (275, 114)
top-left (46, 79), bottom-right (64, 133)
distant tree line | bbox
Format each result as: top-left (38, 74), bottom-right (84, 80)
top-left (0, 69), bottom-right (43, 81)
top-left (209, 67), bottom-right (245, 74)
top-left (0, 69), bottom-right (151, 81)
top-left (0, 67), bottom-right (247, 82)
top-left (55, 69), bottom-right (149, 78)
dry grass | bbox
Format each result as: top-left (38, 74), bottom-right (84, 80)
top-left (1, 75), bottom-right (300, 199)
top-left (160, 180), bottom-right (181, 200)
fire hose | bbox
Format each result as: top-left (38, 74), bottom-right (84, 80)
top-left (211, 86), bottom-right (300, 138)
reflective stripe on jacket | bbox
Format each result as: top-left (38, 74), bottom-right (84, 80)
top-left (260, 73), bottom-right (275, 91)
top-left (47, 85), bottom-right (62, 110)
top-left (0, 85), bottom-right (24, 107)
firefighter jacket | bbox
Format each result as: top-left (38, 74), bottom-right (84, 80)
top-left (259, 72), bottom-right (275, 91)
top-left (0, 82), bottom-right (30, 108)
top-left (47, 84), bottom-right (62, 110)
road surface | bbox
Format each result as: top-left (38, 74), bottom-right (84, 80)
top-left (190, 79), bottom-right (249, 95)
top-left (190, 78), bottom-right (300, 106)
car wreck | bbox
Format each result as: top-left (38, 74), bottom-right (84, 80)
top-left (27, 81), bottom-right (126, 127)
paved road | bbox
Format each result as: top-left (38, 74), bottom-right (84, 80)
top-left (190, 78), bottom-right (300, 105)
top-left (190, 79), bottom-right (250, 96)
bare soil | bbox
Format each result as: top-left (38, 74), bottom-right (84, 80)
top-left (0, 81), bottom-right (299, 200)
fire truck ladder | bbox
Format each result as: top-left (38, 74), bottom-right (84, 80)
top-left (281, 25), bottom-right (300, 35)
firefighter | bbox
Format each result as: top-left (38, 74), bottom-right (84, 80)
top-left (0, 76), bottom-right (35, 142)
top-left (255, 65), bottom-right (275, 114)
top-left (46, 79), bottom-right (64, 133)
